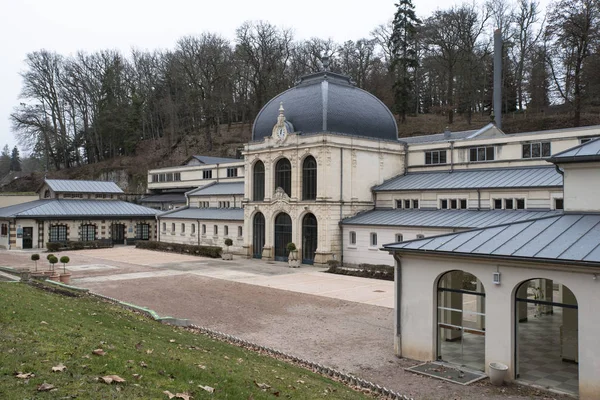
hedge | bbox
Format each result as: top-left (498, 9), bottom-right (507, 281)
top-left (46, 240), bottom-right (113, 252)
top-left (326, 261), bottom-right (394, 281)
top-left (135, 240), bottom-right (222, 258)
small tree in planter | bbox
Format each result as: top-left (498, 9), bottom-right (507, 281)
top-left (45, 254), bottom-right (55, 275)
top-left (287, 242), bottom-right (300, 268)
top-left (223, 238), bottom-right (234, 260)
top-left (31, 254), bottom-right (40, 271)
top-left (59, 256), bottom-right (71, 284)
top-left (48, 255), bottom-right (59, 281)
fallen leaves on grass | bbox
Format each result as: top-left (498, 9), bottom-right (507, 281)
top-left (92, 349), bottom-right (106, 356)
top-left (140, 361), bottom-right (148, 368)
top-left (101, 375), bottom-right (126, 384)
top-left (40, 321), bottom-right (48, 325)
top-left (196, 364), bottom-right (206, 370)
top-left (15, 372), bottom-right (35, 379)
top-left (198, 385), bottom-right (214, 393)
top-left (37, 382), bottom-right (55, 391)
top-left (146, 349), bottom-right (154, 354)
top-left (164, 391), bottom-right (194, 399)
top-left (51, 364), bottom-right (67, 372)
top-left (254, 381), bottom-right (271, 390)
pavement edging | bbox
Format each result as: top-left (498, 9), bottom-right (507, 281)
top-left (35, 280), bottom-right (414, 400)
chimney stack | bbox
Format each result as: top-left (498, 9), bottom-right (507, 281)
top-left (493, 29), bottom-right (502, 129)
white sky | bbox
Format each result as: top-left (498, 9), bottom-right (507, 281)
top-left (0, 0), bottom-right (542, 152)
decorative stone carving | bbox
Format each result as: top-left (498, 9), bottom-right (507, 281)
top-left (351, 149), bottom-right (357, 167)
top-left (273, 187), bottom-right (290, 202)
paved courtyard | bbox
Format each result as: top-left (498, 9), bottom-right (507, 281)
top-left (1, 247), bottom-right (571, 399)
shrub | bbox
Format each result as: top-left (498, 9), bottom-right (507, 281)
top-left (31, 254), bottom-right (40, 261)
top-left (286, 242), bottom-right (297, 252)
top-left (48, 255), bottom-right (58, 271)
top-left (46, 241), bottom-right (62, 252)
top-left (136, 240), bottom-right (222, 258)
top-left (224, 238), bottom-right (233, 247)
top-left (326, 263), bottom-right (394, 281)
top-left (46, 253), bottom-right (55, 261)
top-left (60, 256), bottom-right (70, 273)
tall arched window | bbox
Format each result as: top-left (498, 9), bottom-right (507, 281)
top-left (275, 158), bottom-right (292, 197)
top-left (253, 161), bottom-right (265, 201)
top-left (302, 156), bottom-right (317, 200)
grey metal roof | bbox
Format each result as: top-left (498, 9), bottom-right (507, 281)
top-left (187, 182), bottom-right (244, 196)
top-left (374, 166), bottom-right (562, 192)
top-left (548, 137), bottom-right (600, 164)
top-left (342, 209), bottom-right (561, 228)
top-left (140, 193), bottom-right (186, 203)
top-left (159, 207), bottom-right (243, 221)
top-left (252, 71), bottom-right (398, 141)
top-left (189, 155), bottom-right (240, 165)
top-left (383, 213), bottom-right (600, 266)
top-left (0, 199), bottom-right (157, 219)
top-left (45, 179), bottom-right (123, 194)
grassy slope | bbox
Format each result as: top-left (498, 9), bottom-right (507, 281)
top-left (0, 283), bottom-right (368, 400)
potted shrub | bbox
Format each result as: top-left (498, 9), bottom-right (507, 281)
top-left (287, 242), bottom-right (300, 268)
top-left (59, 256), bottom-right (71, 284)
top-left (44, 254), bottom-right (55, 276)
top-left (48, 255), bottom-right (60, 281)
top-left (31, 254), bottom-right (40, 271)
top-left (222, 238), bottom-right (234, 260)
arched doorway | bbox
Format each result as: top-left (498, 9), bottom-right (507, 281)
top-left (437, 270), bottom-right (486, 371)
top-left (274, 213), bottom-right (292, 262)
top-left (515, 279), bottom-right (578, 395)
top-left (302, 213), bottom-right (317, 264)
top-left (252, 213), bottom-right (265, 259)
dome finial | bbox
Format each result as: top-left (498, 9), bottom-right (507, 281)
top-left (279, 101), bottom-right (284, 115)
top-left (321, 56), bottom-right (330, 72)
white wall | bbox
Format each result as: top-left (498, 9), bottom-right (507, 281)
top-left (562, 163), bottom-right (600, 212)
top-left (159, 218), bottom-right (244, 254)
top-left (396, 254), bottom-right (600, 399)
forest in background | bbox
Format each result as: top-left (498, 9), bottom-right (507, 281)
top-left (7, 0), bottom-right (600, 174)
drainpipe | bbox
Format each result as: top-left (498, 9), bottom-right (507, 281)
top-left (450, 141), bottom-right (455, 173)
top-left (156, 215), bottom-right (160, 242)
top-left (393, 253), bottom-right (402, 356)
top-left (340, 147), bottom-right (344, 265)
top-left (402, 141), bottom-right (408, 175)
top-left (477, 188), bottom-right (481, 211)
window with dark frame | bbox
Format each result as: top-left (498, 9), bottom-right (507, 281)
top-left (555, 198), bottom-right (564, 210)
top-left (370, 232), bottom-right (377, 247)
top-left (460, 199), bottom-right (467, 209)
top-left (505, 198), bottom-right (514, 209)
top-left (493, 199), bottom-right (502, 209)
top-left (1, 223), bottom-right (7, 236)
top-left (395, 233), bottom-right (403, 242)
top-left (275, 158), bottom-right (292, 196)
top-left (416, 234), bottom-right (425, 239)
top-left (238, 226), bottom-right (242, 237)
top-left (80, 224), bottom-right (96, 241)
top-left (412, 199), bottom-right (419, 209)
top-left (203, 170), bottom-right (212, 179)
top-left (224, 225), bottom-right (229, 236)
top-left (214, 225), bottom-right (218, 235)
top-left (181, 223), bottom-right (185, 233)
top-left (191, 224), bottom-right (196, 234)
top-left (136, 224), bottom-right (150, 240)
top-left (202, 224), bottom-right (206, 234)
top-left (404, 199), bottom-right (411, 209)
top-left (516, 199), bottom-right (525, 209)
top-left (441, 199), bottom-right (448, 209)
top-left (174, 172), bottom-right (181, 181)
top-left (302, 156), bottom-right (317, 200)
top-left (253, 161), bottom-right (265, 201)
top-left (396, 199), bottom-right (402, 209)
top-left (227, 167), bottom-right (238, 178)
top-left (450, 199), bottom-right (458, 209)
top-left (49, 225), bottom-right (67, 242)
top-left (171, 223), bottom-right (175, 232)
top-left (349, 231), bottom-right (356, 245)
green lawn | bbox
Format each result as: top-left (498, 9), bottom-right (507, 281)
top-left (0, 282), bottom-right (369, 399)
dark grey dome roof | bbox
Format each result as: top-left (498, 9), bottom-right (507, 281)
top-left (252, 72), bottom-right (398, 141)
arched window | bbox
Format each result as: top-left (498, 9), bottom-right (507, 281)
top-left (275, 158), bottom-right (292, 197)
top-left (302, 156), bottom-right (317, 200)
top-left (253, 161), bottom-right (265, 201)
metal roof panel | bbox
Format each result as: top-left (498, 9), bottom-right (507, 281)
top-left (45, 179), bottom-right (124, 194)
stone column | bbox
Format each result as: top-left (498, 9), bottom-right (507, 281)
top-left (561, 285), bottom-right (578, 362)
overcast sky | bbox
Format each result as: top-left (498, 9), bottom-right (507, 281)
top-left (0, 0), bottom-right (529, 153)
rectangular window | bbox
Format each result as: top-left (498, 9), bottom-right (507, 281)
top-left (181, 223), bottom-right (185, 233)
top-left (214, 225), bottom-right (218, 235)
top-left (370, 232), bottom-right (378, 247)
top-left (203, 170), bottom-right (213, 179)
top-left (516, 198), bottom-right (525, 209)
top-left (404, 199), bottom-right (411, 209)
top-left (166, 173), bottom-right (174, 182)
top-left (162, 222), bottom-right (166, 231)
top-left (450, 199), bottom-right (458, 209)
top-left (554, 198), bottom-right (564, 210)
top-left (396, 200), bottom-right (402, 209)
top-left (49, 225), bottom-right (67, 242)
top-left (202, 224), bottom-right (206, 234)
top-left (505, 198), bottom-right (514, 209)
top-left (412, 199), bottom-right (419, 209)
top-left (580, 137), bottom-right (599, 144)
top-left (152, 174), bottom-right (158, 182)
top-left (174, 172), bottom-right (181, 181)
top-left (425, 150), bottom-right (447, 165)
top-left (416, 234), bottom-right (425, 239)
top-left (469, 146), bottom-right (495, 162)
top-left (0, 223), bottom-right (7, 236)
top-left (227, 167), bottom-right (238, 177)
top-left (159, 174), bottom-right (166, 182)
top-left (440, 199), bottom-right (448, 209)
top-left (191, 224), bottom-right (196, 234)
top-left (136, 224), bottom-right (150, 240)
top-left (80, 224), bottom-right (96, 241)
top-left (238, 226), bottom-right (243, 237)
top-left (349, 231), bottom-right (356, 245)
top-left (224, 225), bottom-right (229, 236)
top-left (395, 233), bottom-right (403, 242)
top-left (493, 199), bottom-right (502, 209)
top-left (522, 142), bottom-right (551, 158)
top-left (171, 223), bottom-right (175, 232)
top-left (460, 199), bottom-right (467, 209)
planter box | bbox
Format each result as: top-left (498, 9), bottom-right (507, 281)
top-left (222, 253), bottom-right (233, 260)
top-left (288, 259), bottom-right (300, 268)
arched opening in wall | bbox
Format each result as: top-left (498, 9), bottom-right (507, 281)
top-left (253, 161), bottom-right (265, 201)
top-left (274, 212), bottom-right (292, 262)
top-left (275, 158), bottom-right (292, 197)
top-left (252, 213), bottom-right (265, 259)
top-left (515, 279), bottom-right (578, 395)
top-left (437, 270), bottom-right (486, 371)
top-left (111, 223), bottom-right (126, 245)
top-left (301, 213), bottom-right (317, 264)
top-left (302, 156), bottom-right (317, 200)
